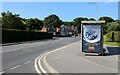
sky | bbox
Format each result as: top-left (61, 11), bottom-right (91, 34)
top-left (2, 2), bottom-right (118, 21)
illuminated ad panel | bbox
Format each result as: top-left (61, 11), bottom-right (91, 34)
top-left (82, 24), bottom-right (103, 53)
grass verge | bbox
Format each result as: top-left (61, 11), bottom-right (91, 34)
top-left (104, 36), bottom-right (119, 46)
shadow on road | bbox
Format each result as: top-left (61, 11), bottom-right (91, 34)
top-left (84, 47), bottom-right (120, 56)
top-left (106, 47), bottom-right (120, 56)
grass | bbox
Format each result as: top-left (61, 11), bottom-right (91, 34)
top-left (104, 36), bottom-right (119, 46)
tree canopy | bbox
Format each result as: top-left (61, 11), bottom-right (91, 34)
top-left (99, 16), bottom-right (115, 23)
top-left (1, 11), bottom-right (118, 34)
top-left (89, 18), bottom-right (96, 21)
top-left (73, 17), bottom-right (89, 33)
top-left (1, 11), bottom-right (26, 30)
top-left (25, 18), bottom-right (44, 30)
top-left (44, 14), bottom-right (62, 28)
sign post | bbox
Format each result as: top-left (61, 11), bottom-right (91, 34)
top-left (81, 21), bottom-right (105, 56)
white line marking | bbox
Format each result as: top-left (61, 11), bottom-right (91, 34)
top-left (2, 48), bottom-right (21, 53)
top-left (24, 61), bottom-right (31, 64)
top-left (34, 41), bottom-right (80, 74)
top-left (46, 41), bottom-right (80, 54)
top-left (41, 41), bottom-right (80, 73)
top-left (42, 41), bottom-right (118, 73)
top-left (79, 56), bottom-right (118, 72)
top-left (105, 46), bottom-right (120, 62)
top-left (43, 53), bottom-right (58, 73)
top-left (34, 55), bottom-right (42, 73)
top-left (114, 55), bottom-right (120, 62)
top-left (10, 65), bottom-right (21, 70)
top-left (0, 71), bottom-right (5, 74)
top-left (38, 53), bottom-right (47, 73)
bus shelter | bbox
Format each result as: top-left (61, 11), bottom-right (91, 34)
top-left (81, 21), bottom-right (105, 55)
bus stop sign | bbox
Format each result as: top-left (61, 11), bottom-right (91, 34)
top-left (81, 21), bottom-right (105, 54)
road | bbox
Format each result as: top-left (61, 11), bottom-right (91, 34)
top-left (38, 40), bottom-right (119, 74)
top-left (1, 36), bottom-right (80, 74)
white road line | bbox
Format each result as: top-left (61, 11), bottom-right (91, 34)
top-left (41, 41), bottom-right (80, 73)
top-left (34, 55), bottom-right (42, 74)
top-left (0, 71), bottom-right (5, 74)
top-left (24, 61), bottom-right (31, 64)
top-left (105, 46), bottom-right (120, 62)
top-left (79, 56), bottom-right (118, 72)
top-left (2, 38), bottom-right (61, 53)
top-left (2, 48), bottom-right (21, 53)
top-left (38, 53), bottom-right (47, 73)
top-left (114, 55), bottom-right (120, 62)
top-left (10, 65), bottom-right (21, 70)
top-left (46, 41), bottom-right (80, 54)
top-left (34, 41), bottom-right (80, 74)
top-left (42, 41), bottom-right (118, 73)
top-left (43, 53), bottom-right (58, 73)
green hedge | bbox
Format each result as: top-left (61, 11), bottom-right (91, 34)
top-left (2, 29), bottom-right (53, 43)
top-left (105, 31), bottom-right (120, 42)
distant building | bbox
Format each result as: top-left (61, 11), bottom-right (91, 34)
top-left (61, 25), bottom-right (65, 35)
top-left (41, 27), bottom-right (47, 32)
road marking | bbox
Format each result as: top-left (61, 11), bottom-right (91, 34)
top-left (46, 41), bottom-right (80, 54)
top-left (43, 53), bottom-right (58, 73)
top-left (79, 56), bottom-right (118, 72)
top-left (2, 48), bottom-right (21, 53)
top-left (34, 41), bottom-right (80, 73)
top-left (24, 61), bottom-right (31, 64)
top-left (104, 46), bottom-right (120, 62)
top-left (10, 65), bottom-right (21, 70)
top-left (41, 41), bottom-right (80, 73)
top-left (38, 53), bottom-right (48, 73)
top-left (114, 55), bottom-right (120, 62)
top-left (34, 41), bottom-right (80, 74)
top-left (34, 55), bottom-right (42, 73)
top-left (2, 39), bottom-right (60, 53)
top-left (0, 71), bottom-right (5, 74)
top-left (60, 38), bottom-right (63, 39)
top-left (41, 41), bottom-right (118, 73)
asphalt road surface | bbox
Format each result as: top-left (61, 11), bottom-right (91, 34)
top-left (1, 36), bottom-right (80, 74)
top-left (40, 40), bottom-right (119, 74)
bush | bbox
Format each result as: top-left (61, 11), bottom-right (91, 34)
top-left (105, 31), bottom-right (120, 42)
top-left (2, 29), bottom-right (53, 43)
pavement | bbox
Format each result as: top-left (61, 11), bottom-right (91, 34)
top-left (36, 41), bottom-right (120, 74)
top-left (1, 36), bottom-right (80, 75)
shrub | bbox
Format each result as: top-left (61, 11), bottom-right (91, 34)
top-left (105, 31), bottom-right (120, 42)
top-left (2, 29), bottom-right (53, 43)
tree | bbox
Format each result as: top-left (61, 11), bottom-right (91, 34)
top-left (99, 16), bottom-right (115, 23)
top-left (107, 22), bottom-right (120, 31)
top-left (89, 18), bottom-right (96, 21)
top-left (25, 18), bottom-right (44, 30)
top-left (73, 17), bottom-right (88, 33)
top-left (1, 11), bottom-right (26, 30)
top-left (0, 17), bottom-right (2, 29)
top-left (44, 14), bottom-right (62, 28)
top-left (62, 21), bottom-right (74, 27)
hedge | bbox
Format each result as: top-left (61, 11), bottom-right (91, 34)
top-left (2, 29), bottom-right (53, 43)
top-left (105, 31), bottom-right (120, 42)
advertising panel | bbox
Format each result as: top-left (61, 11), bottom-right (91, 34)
top-left (81, 21), bottom-right (105, 53)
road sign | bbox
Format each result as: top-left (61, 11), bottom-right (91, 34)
top-left (81, 21), bottom-right (105, 55)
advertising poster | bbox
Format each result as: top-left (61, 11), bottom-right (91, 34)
top-left (82, 24), bottom-right (102, 52)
